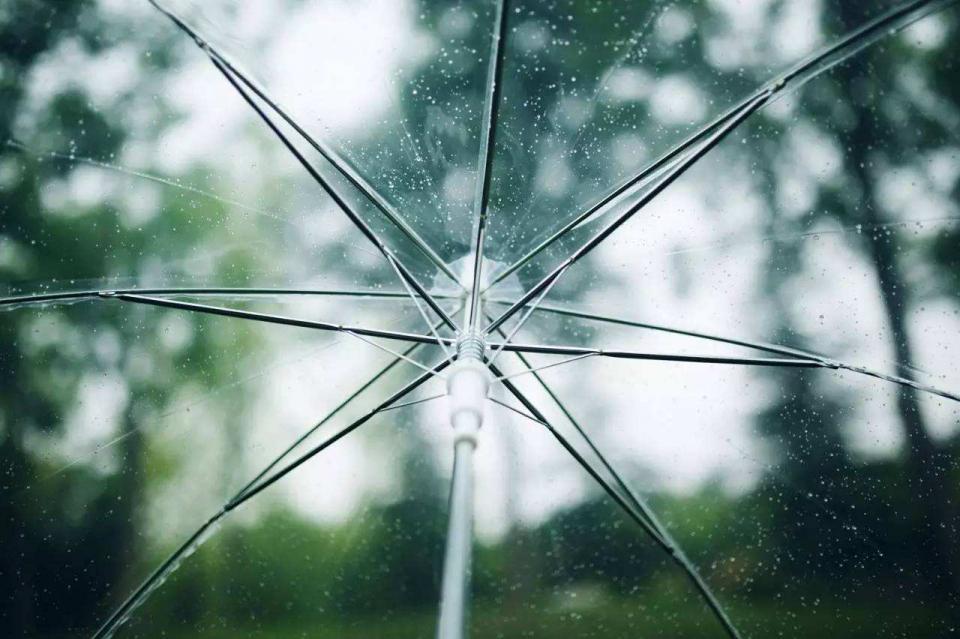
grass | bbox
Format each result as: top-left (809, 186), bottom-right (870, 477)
top-left (151, 595), bottom-right (950, 638)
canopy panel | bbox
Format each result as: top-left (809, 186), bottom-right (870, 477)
top-left (513, 14), bottom-right (960, 388)
top-left (2, 0), bottom-right (959, 637)
top-left (480, 0), bottom-right (924, 275)
top-left (148, 0), bottom-right (499, 268)
top-left (521, 352), bottom-right (960, 637)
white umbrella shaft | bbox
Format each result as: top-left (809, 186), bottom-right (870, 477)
top-left (436, 435), bottom-right (476, 639)
top-left (437, 351), bottom-right (489, 639)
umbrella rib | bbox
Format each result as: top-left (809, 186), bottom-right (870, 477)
top-left (493, 353), bottom-right (596, 382)
top-left (228, 357), bottom-right (452, 508)
top-left (486, 304), bottom-right (960, 403)
top-left (205, 55), bottom-right (457, 331)
top-left (485, 312), bottom-right (662, 534)
top-left (484, 268), bottom-right (562, 364)
top-left (501, 349), bottom-right (742, 638)
top-left (343, 329), bottom-right (448, 379)
top-left (834, 364), bottom-right (960, 404)
top-left (490, 364), bottom-right (666, 549)
top-left (484, 126), bottom-right (707, 291)
top-left (91, 512), bottom-right (223, 639)
top-left (385, 253), bottom-right (456, 359)
top-left (104, 292), bottom-right (444, 347)
top-left (5, 138), bottom-right (283, 221)
top-left (0, 287), bottom-right (459, 309)
top-left (485, 93), bottom-right (768, 335)
top-left (493, 342), bottom-right (822, 367)
top-left (485, 395), bottom-right (545, 425)
top-left (230, 308), bottom-right (456, 505)
top-left (491, 365), bottom-right (742, 639)
top-left (380, 393), bottom-right (445, 413)
top-left (91, 355), bottom-right (446, 639)
top-left (483, 0), bottom-right (959, 290)
top-left (147, 0), bottom-right (462, 290)
top-left (465, 0), bottom-right (510, 330)
top-left (487, 299), bottom-right (831, 360)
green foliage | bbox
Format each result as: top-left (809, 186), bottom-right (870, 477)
top-left (2, 0), bottom-right (959, 637)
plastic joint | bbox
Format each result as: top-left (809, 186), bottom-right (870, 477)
top-left (455, 332), bottom-right (485, 361)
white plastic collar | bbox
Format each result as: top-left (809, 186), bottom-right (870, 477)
top-left (446, 358), bottom-right (490, 447)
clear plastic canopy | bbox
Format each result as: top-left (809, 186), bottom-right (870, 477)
top-left (2, 1), bottom-right (960, 637)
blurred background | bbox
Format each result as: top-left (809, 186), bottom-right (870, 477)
top-left (1, 0), bottom-right (959, 637)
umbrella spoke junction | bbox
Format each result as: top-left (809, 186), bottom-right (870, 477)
top-left (148, 0), bottom-right (463, 291)
top-left (483, 0), bottom-right (959, 293)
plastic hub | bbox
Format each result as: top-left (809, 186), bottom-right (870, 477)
top-left (446, 333), bottom-right (490, 447)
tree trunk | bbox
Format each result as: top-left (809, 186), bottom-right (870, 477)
top-left (829, 2), bottom-right (959, 595)
top-left (845, 116), bottom-right (960, 601)
top-left (860, 199), bottom-right (960, 601)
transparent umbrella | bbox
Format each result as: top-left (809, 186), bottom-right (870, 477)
top-left (3, 0), bottom-right (960, 637)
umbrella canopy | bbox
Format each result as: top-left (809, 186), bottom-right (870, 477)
top-left (2, 1), bottom-right (960, 637)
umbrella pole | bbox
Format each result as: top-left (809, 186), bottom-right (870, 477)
top-left (436, 335), bottom-right (489, 639)
top-left (436, 428), bottom-right (477, 639)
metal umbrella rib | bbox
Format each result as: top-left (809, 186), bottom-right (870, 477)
top-left (486, 304), bottom-right (960, 403)
top-left (105, 292), bottom-right (446, 347)
top-left (485, 92), bottom-right (769, 335)
top-left (464, 0), bottom-right (511, 331)
top-left (205, 54), bottom-right (458, 331)
top-left (490, 364), bottom-right (743, 639)
top-left (486, 299), bottom-right (827, 360)
top-left (0, 287), bottom-right (458, 309)
top-left (91, 356), bottom-right (448, 639)
top-left (494, 342), bottom-right (822, 367)
top-left (9, 1), bottom-right (957, 638)
top-left (485, 312), bottom-right (661, 534)
top-left (483, 0), bottom-right (959, 291)
top-left (148, 0), bottom-right (463, 290)
top-left (227, 357), bottom-right (452, 508)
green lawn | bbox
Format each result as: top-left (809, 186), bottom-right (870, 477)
top-left (153, 597), bottom-right (948, 638)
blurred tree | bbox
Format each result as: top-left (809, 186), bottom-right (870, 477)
top-left (2, 1), bottom-right (959, 636)
top-left (789, 6), bottom-right (960, 599)
top-left (0, 1), bottom-right (263, 634)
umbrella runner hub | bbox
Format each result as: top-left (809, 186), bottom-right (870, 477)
top-left (455, 332), bottom-right (486, 359)
top-left (446, 343), bottom-right (490, 446)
